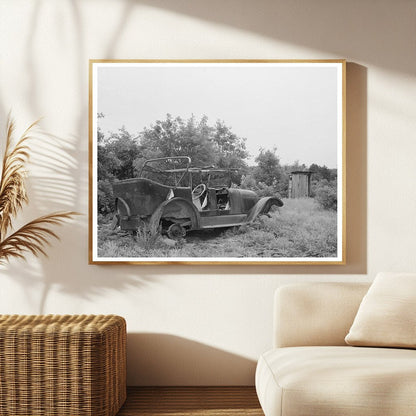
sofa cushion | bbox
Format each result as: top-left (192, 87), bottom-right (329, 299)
top-left (274, 283), bottom-right (370, 348)
top-left (256, 346), bottom-right (416, 416)
top-left (345, 272), bottom-right (416, 348)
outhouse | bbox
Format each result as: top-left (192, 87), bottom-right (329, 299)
top-left (288, 171), bottom-right (312, 198)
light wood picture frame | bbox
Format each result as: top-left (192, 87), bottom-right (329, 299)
top-left (89, 60), bottom-right (346, 265)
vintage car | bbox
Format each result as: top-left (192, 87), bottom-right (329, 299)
top-left (111, 156), bottom-right (283, 239)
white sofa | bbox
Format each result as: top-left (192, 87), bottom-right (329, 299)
top-left (255, 282), bottom-right (416, 416)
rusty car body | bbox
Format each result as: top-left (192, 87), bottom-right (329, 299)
top-left (111, 156), bottom-right (283, 239)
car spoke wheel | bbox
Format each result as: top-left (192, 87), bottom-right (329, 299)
top-left (167, 223), bottom-right (186, 240)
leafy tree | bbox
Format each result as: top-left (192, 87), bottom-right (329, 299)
top-left (254, 148), bottom-right (282, 187)
top-left (96, 121), bottom-right (142, 214)
top-left (309, 163), bottom-right (332, 181)
top-left (138, 114), bottom-right (250, 173)
top-left (96, 113), bottom-right (120, 181)
top-left (96, 114), bottom-right (251, 212)
top-left (314, 180), bottom-right (337, 210)
top-left (97, 179), bottom-right (115, 214)
top-left (212, 120), bottom-right (249, 169)
top-left (139, 114), bottom-right (215, 167)
top-left (307, 163), bottom-right (338, 210)
top-left (96, 114), bottom-right (141, 181)
top-left (104, 127), bottom-right (142, 180)
top-left (289, 160), bottom-right (308, 172)
top-left (97, 113), bottom-right (105, 143)
top-left (111, 127), bottom-right (141, 179)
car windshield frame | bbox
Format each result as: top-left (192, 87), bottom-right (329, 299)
top-left (206, 169), bottom-right (232, 189)
top-left (139, 156), bottom-right (191, 187)
top-left (139, 157), bottom-right (237, 189)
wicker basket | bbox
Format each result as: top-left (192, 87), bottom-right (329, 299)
top-left (0, 314), bottom-right (126, 416)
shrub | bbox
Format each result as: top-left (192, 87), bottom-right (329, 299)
top-left (97, 179), bottom-right (115, 214)
top-left (240, 174), bottom-right (282, 198)
top-left (314, 182), bottom-right (337, 211)
top-left (135, 221), bottom-right (161, 251)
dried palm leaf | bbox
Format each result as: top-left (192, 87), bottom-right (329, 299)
top-left (0, 116), bottom-right (79, 264)
top-left (0, 117), bottom-right (37, 238)
top-left (0, 212), bottom-right (78, 264)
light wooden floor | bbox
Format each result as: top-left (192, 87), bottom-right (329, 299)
top-left (117, 386), bottom-right (264, 416)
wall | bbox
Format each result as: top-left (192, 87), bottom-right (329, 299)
top-left (0, 0), bottom-right (415, 385)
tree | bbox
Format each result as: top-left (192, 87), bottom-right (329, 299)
top-left (314, 180), bottom-right (337, 210)
top-left (139, 114), bottom-right (215, 167)
top-left (308, 163), bottom-right (337, 210)
top-left (97, 114), bottom-right (251, 210)
top-left (289, 160), bottom-right (307, 172)
top-left (98, 127), bottom-right (142, 180)
top-left (254, 147), bottom-right (283, 187)
top-left (212, 120), bottom-right (249, 171)
top-left (96, 114), bottom-right (139, 181)
top-left (96, 113), bottom-right (119, 181)
top-left (309, 163), bottom-right (332, 181)
top-left (97, 112), bottom-right (105, 143)
top-left (138, 114), bottom-right (249, 173)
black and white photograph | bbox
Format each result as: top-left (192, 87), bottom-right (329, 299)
top-left (89, 60), bottom-right (345, 264)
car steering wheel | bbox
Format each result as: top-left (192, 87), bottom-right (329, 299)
top-left (192, 183), bottom-right (207, 199)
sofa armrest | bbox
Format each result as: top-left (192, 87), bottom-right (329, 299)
top-left (273, 282), bottom-right (370, 348)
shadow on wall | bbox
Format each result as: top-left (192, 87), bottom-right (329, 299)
top-left (0, 61), bottom-right (368, 314)
top-left (117, 62), bottom-right (367, 276)
top-left (0, 1), bottom-right (155, 311)
top-left (0, 0), bottom-right (372, 303)
top-left (137, 0), bottom-right (413, 76)
top-left (97, 0), bottom-right (370, 275)
top-left (0, 126), bottom-right (157, 313)
top-left (127, 333), bottom-right (257, 386)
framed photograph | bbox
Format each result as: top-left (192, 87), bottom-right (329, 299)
top-left (89, 60), bottom-right (345, 265)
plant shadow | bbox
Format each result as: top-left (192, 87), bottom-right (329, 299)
top-left (136, 0), bottom-right (413, 76)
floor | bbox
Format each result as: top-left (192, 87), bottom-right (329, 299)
top-left (117, 386), bottom-right (264, 416)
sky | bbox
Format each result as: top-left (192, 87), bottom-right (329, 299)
top-left (95, 62), bottom-right (341, 168)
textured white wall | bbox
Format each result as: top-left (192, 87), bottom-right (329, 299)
top-left (0, 0), bottom-right (415, 385)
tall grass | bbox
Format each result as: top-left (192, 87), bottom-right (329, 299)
top-left (247, 198), bottom-right (337, 257)
top-left (97, 198), bottom-right (337, 258)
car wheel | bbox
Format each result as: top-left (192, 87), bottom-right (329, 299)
top-left (167, 223), bottom-right (186, 240)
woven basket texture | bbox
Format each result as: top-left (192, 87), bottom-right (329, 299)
top-left (0, 314), bottom-right (126, 416)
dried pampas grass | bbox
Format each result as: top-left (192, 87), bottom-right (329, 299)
top-left (0, 116), bottom-right (78, 264)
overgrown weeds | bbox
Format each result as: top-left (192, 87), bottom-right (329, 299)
top-left (97, 198), bottom-right (337, 258)
top-left (134, 222), bottom-right (161, 251)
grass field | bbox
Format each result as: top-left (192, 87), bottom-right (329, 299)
top-left (97, 198), bottom-right (337, 259)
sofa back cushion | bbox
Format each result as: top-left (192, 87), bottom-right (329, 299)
top-left (345, 272), bottom-right (416, 348)
top-left (274, 282), bottom-right (370, 348)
